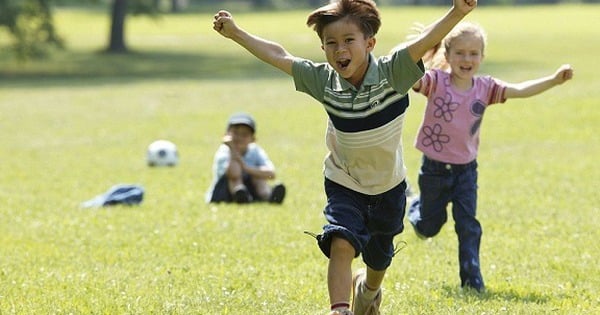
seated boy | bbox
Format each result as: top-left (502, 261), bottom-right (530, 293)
top-left (205, 112), bottom-right (286, 204)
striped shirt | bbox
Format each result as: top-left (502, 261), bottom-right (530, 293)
top-left (413, 69), bottom-right (507, 164)
top-left (292, 48), bottom-right (424, 195)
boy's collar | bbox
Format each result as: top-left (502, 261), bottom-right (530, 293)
top-left (332, 53), bottom-right (378, 91)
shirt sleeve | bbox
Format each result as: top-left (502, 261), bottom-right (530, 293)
top-left (292, 57), bottom-right (330, 102)
top-left (413, 69), bottom-right (437, 97)
top-left (212, 144), bottom-right (230, 179)
top-left (381, 48), bottom-right (425, 95)
top-left (245, 144), bottom-right (275, 171)
top-left (484, 75), bottom-right (508, 104)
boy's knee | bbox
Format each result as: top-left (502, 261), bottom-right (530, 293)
top-left (226, 160), bottom-right (243, 178)
top-left (330, 237), bottom-right (356, 258)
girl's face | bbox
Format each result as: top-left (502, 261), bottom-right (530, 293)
top-left (445, 33), bottom-right (484, 83)
top-left (321, 18), bottom-right (375, 88)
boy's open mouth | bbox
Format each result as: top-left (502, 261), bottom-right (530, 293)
top-left (337, 59), bottom-right (351, 69)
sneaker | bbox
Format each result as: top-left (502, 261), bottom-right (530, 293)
top-left (462, 278), bottom-right (486, 293)
top-left (351, 269), bottom-right (381, 315)
top-left (329, 309), bottom-right (353, 315)
top-left (268, 183), bottom-right (286, 204)
top-left (460, 258), bottom-right (485, 293)
top-left (407, 201), bottom-right (427, 240)
top-left (233, 187), bottom-right (252, 204)
top-left (407, 204), bottom-right (420, 227)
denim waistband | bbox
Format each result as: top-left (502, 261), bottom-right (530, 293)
top-left (422, 155), bottom-right (477, 173)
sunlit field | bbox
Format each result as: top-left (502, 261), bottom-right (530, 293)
top-left (0, 4), bottom-right (598, 314)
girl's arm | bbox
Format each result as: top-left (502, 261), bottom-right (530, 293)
top-left (504, 64), bottom-right (574, 99)
top-left (406, 0), bottom-right (476, 63)
top-left (213, 10), bottom-right (294, 75)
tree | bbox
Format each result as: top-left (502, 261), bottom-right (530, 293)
top-left (108, 0), bottom-right (128, 52)
top-left (107, 0), bottom-right (158, 53)
top-left (0, 0), bottom-right (63, 60)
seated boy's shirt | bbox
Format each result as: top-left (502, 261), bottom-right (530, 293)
top-left (292, 48), bottom-right (424, 195)
top-left (205, 142), bottom-right (274, 203)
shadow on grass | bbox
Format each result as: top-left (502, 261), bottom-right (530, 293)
top-left (0, 49), bottom-right (538, 88)
top-left (0, 49), bottom-right (287, 87)
top-left (441, 284), bottom-right (551, 304)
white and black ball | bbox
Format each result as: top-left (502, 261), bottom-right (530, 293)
top-left (146, 140), bottom-right (179, 167)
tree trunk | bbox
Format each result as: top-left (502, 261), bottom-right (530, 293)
top-left (108, 0), bottom-right (128, 53)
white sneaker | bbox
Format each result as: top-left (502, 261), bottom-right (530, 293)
top-left (407, 202), bottom-right (427, 240)
top-left (351, 269), bottom-right (381, 315)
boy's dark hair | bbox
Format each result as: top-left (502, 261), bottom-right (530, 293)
top-left (306, 0), bottom-right (381, 41)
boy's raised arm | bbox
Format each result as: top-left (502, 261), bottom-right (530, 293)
top-left (213, 10), bottom-right (294, 75)
top-left (406, 0), bottom-right (477, 62)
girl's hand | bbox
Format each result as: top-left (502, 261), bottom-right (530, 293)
top-left (554, 64), bottom-right (574, 84)
top-left (454, 0), bottom-right (477, 15)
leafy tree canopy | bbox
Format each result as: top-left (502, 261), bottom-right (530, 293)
top-left (0, 0), bottom-right (63, 60)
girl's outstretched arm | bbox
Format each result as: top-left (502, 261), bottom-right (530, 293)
top-left (406, 0), bottom-right (476, 62)
top-left (213, 10), bottom-right (294, 75)
top-left (504, 64), bottom-right (574, 99)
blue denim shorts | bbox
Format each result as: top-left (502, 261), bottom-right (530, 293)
top-left (316, 178), bottom-right (407, 270)
top-left (209, 174), bottom-right (257, 203)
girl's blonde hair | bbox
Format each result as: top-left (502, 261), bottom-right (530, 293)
top-left (411, 21), bottom-right (487, 71)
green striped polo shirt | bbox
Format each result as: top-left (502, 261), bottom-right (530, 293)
top-left (292, 47), bottom-right (424, 195)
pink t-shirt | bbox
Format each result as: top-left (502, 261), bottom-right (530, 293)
top-left (413, 69), bottom-right (507, 164)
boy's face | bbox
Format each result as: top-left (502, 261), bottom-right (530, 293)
top-left (444, 34), bottom-right (484, 82)
top-left (321, 18), bottom-right (375, 88)
top-left (226, 124), bottom-right (255, 153)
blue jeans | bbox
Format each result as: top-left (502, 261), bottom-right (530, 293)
top-left (409, 155), bottom-right (484, 289)
top-left (317, 178), bottom-right (407, 271)
top-left (209, 174), bottom-right (257, 203)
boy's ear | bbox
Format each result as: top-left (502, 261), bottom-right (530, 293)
top-left (367, 37), bottom-right (376, 52)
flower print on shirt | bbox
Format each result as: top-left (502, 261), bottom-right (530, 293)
top-left (421, 123), bottom-right (450, 153)
top-left (421, 90), bottom-right (457, 153)
top-left (433, 92), bottom-right (460, 122)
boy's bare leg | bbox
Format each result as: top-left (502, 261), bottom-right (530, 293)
top-left (328, 237), bottom-right (355, 308)
top-left (251, 178), bottom-right (272, 201)
top-left (226, 159), bottom-right (244, 193)
top-left (365, 267), bottom-right (385, 291)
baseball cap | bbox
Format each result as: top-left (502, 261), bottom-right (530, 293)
top-left (227, 112), bottom-right (256, 133)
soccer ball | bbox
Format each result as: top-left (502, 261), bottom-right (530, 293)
top-left (147, 140), bottom-right (179, 167)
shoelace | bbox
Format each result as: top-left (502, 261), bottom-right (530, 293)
top-left (304, 230), bottom-right (319, 239)
top-left (305, 231), bottom-right (407, 257)
top-left (392, 240), bottom-right (407, 256)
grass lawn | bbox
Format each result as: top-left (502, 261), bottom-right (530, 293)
top-left (0, 4), bottom-right (598, 314)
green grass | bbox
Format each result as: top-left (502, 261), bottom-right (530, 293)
top-left (1, 4), bottom-right (599, 314)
